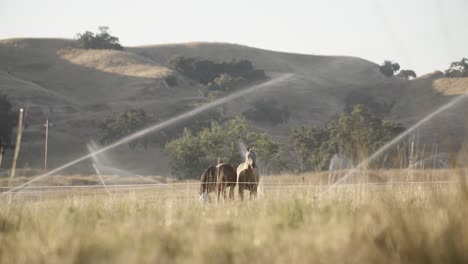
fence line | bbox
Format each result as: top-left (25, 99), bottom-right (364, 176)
top-left (0, 180), bottom-right (455, 193)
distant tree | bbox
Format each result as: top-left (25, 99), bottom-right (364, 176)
top-left (445, 58), bottom-right (468, 77)
top-left (381, 121), bottom-right (406, 142)
top-left (166, 116), bottom-right (249, 178)
top-left (397, 69), bottom-right (417, 80)
top-left (165, 128), bottom-right (204, 178)
top-left (0, 94), bottom-right (16, 148)
top-left (328, 105), bottom-right (382, 162)
top-left (288, 105), bottom-right (405, 171)
top-left (246, 132), bottom-right (284, 174)
top-left (168, 56), bottom-right (217, 84)
top-left (76, 26), bottom-right (123, 50)
top-left (379, 60), bottom-right (400, 77)
top-left (165, 115), bottom-right (290, 177)
top-left (327, 105), bottom-right (404, 164)
top-left (288, 127), bottom-right (327, 172)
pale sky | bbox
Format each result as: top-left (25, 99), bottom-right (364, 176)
top-left (1, 0), bottom-right (467, 75)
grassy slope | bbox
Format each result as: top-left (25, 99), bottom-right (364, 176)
top-left (0, 39), bottom-right (200, 173)
top-left (0, 38), bottom-right (467, 174)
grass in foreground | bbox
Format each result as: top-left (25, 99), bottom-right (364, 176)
top-left (1, 180), bottom-right (468, 263)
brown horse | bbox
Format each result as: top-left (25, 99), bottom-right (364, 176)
top-left (199, 163), bottom-right (237, 201)
top-left (237, 147), bottom-right (260, 200)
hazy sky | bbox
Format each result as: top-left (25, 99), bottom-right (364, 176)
top-left (1, 0), bottom-right (467, 75)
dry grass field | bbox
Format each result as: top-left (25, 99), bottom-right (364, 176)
top-left (1, 169), bottom-right (468, 264)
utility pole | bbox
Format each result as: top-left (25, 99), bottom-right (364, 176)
top-left (44, 118), bottom-right (49, 170)
top-left (10, 108), bottom-right (24, 180)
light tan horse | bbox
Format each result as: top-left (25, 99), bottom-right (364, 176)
top-left (236, 147), bottom-right (260, 200)
top-left (199, 163), bottom-right (237, 201)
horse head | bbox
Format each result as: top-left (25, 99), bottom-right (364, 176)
top-left (246, 147), bottom-right (257, 169)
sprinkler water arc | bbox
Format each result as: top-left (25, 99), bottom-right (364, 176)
top-left (319, 92), bottom-right (468, 197)
top-left (0, 74), bottom-right (293, 198)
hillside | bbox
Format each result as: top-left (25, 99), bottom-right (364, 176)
top-left (0, 38), bottom-right (466, 175)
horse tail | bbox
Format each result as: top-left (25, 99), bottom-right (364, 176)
top-left (216, 164), bottom-right (221, 191)
top-left (200, 168), bottom-right (209, 195)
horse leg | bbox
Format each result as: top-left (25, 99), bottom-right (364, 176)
top-left (239, 184), bottom-right (244, 200)
top-left (223, 184), bottom-right (227, 200)
top-left (229, 185), bottom-right (234, 199)
top-left (250, 185), bottom-right (257, 200)
top-left (217, 183), bottom-right (221, 202)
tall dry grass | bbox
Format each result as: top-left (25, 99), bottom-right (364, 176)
top-left (0, 170), bottom-right (468, 263)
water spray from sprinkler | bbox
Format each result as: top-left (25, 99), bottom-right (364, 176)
top-left (87, 141), bottom-right (160, 184)
top-left (319, 92), bottom-right (468, 197)
top-left (92, 163), bottom-right (111, 197)
top-left (1, 74), bottom-right (293, 197)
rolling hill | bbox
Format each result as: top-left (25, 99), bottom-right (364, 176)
top-left (0, 38), bottom-right (466, 175)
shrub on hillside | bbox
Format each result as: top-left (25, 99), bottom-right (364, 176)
top-left (164, 75), bottom-right (178, 87)
top-left (76, 26), bottom-right (123, 50)
top-left (206, 73), bottom-right (247, 92)
top-left (397, 69), bottom-right (417, 79)
top-left (169, 56), bottom-right (266, 87)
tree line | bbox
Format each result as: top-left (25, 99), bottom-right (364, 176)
top-left (0, 95), bottom-right (404, 174)
top-left (164, 105), bottom-right (405, 178)
top-left (73, 27), bottom-right (467, 80)
top-left (379, 57), bottom-right (468, 79)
